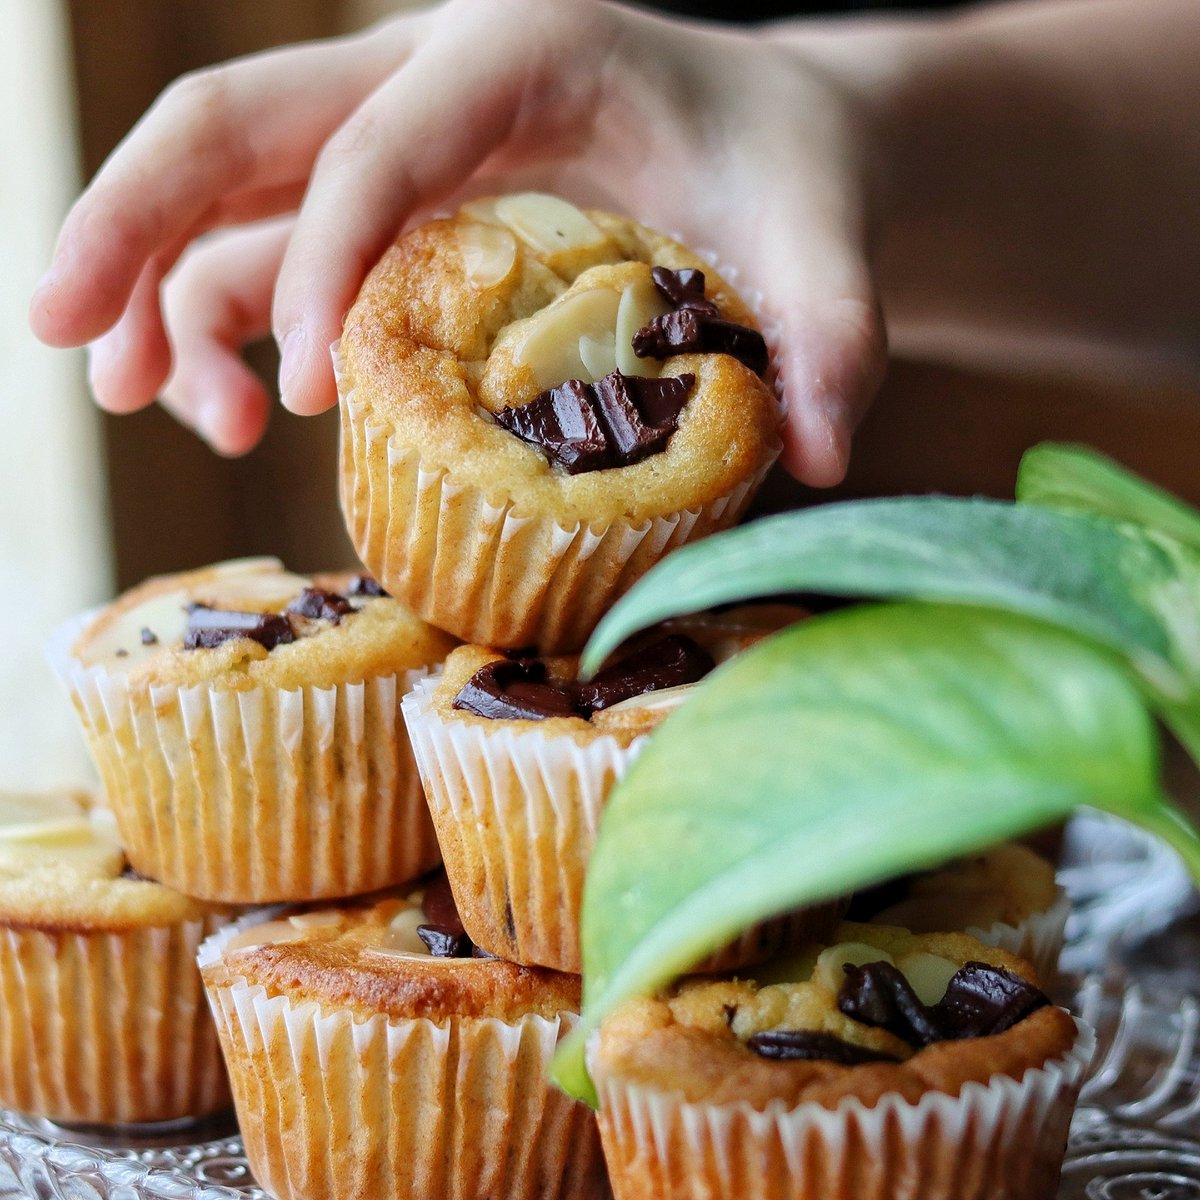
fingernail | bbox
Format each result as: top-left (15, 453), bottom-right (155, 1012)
top-left (278, 327), bottom-right (305, 399)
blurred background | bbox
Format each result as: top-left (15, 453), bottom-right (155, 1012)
top-left (4, 0), bottom-right (1199, 787)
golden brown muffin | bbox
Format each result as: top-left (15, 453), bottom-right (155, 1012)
top-left (402, 607), bottom-right (820, 972)
top-left (0, 789), bottom-right (234, 1125)
top-left (591, 922), bottom-right (1091, 1200)
top-left (338, 192), bottom-right (782, 652)
top-left (850, 842), bottom-right (1069, 979)
top-left (52, 558), bottom-right (457, 903)
top-left (200, 880), bottom-right (607, 1200)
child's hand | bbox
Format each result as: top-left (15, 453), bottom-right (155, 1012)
top-left (29, 0), bottom-right (886, 483)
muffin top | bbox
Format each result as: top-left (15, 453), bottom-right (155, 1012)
top-left (0, 789), bottom-right (228, 932)
top-left (430, 603), bottom-right (808, 746)
top-left (592, 921), bottom-right (1077, 1111)
top-left (72, 558), bottom-right (457, 690)
top-left (202, 875), bottom-right (581, 1024)
top-left (339, 193), bottom-right (781, 526)
top-left (849, 842), bottom-right (1061, 935)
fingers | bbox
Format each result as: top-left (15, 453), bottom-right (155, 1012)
top-left (754, 202), bottom-right (887, 488)
top-left (272, 0), bottom-right (600, 415)
top-left (156, 218), bottom-right (293, 456)
top-left (30, 24), bottom-right (413, 349)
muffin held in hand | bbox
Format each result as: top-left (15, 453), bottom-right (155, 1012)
top-left (0, 789), bottom-right (235, 1126)
top-left (337, 191), bottom-right (782, 652)
top-left (200, 874), bottom-right (608, 1200)
top-left (50, 558), bottom-right (456, 903)
top-left (590, 922), bottom-right (1092, 1200)
top-left (403, 605), bottom-right (829, 972)
top-left (847, 841), bottom-right (1069, 981)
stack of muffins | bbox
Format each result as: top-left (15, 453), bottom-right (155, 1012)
top-left (8, 194), bottom-right (1089, 1200)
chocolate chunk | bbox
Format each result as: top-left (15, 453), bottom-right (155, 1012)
top-left (650, 266), bottom-right (719, 317)
top-left (184, 605), bottom-right (296, 651)
top-left (591, 372), bottom-right (694, 465)
top-left (139, 627), bottom-right (158, 646)
top-left (452, 659), bottom-right (582, 721)
top-left (837, 961), bottom-right (944, 1047)
top-left (635, 265), bottom-right (769, 375)
top-left (347, 575), bottom-right (388, 598)
top-left (420, 872), bottom-right (466, 938)
top-left (931, 962), bottom-right (1049, 1040)
top-left (576, 634), bottom-right (713, 712)
top-left (115, 648), bottom-right (128, 657)
top-left (287, 587), bottom-right (353, 623)
top-left (471, 945), bottom-right (499, 960)
top-left (494, 372), bottom-right (696, 474)
top-left (416, 924), bottom-right (473, 959)
top-left (746, 1029), bottom-right (901, 1065)
top-left (494, 379), bottom-right (610, 474)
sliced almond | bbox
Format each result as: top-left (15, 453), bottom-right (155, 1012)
top-left (614, 277), bottom-right (670, 377)
top-left (601, 683), bottom-right (698, 716)
top-left (80, 588), bottom-right (191, 666)
top-left (813, 942), bottom-right (895, 994)
top-left (195, 567), bottom-right (309, 613)
top-left (224, 919), bottom-right (308, 954)
top-left (896, 951), bottom-right (961, 1006)
top-left (492, 193), bottom-right (605, 257)
top-left (513, 288), bottom-right (621, 390)
top-left (288, 909), bottom-right (346, 931)
top-left (459, 198), bottom-right (503, 226)
top-left (578, 332), bottom-right (618, 381)
top-left (457, 222), bottom-right (517, 289)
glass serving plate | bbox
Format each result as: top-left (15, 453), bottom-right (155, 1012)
top-left (1, 812), bottom-right (1196, 1199)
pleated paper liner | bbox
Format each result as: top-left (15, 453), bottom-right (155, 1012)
top-left (403, 674), bottom-right (843, 973)
top-left (198, 924), bottom-right (610, 1200)
top-left (336, 346), bottom-right (780, 654)
top-left (591, 1018), bottom-right (1095, 1200)
top-left (49, 614), bottom-right (440, 904)
top-left (0, 912), bottom-right (232, 1126)
top-left (967, 890), bottom-right (1071, 984)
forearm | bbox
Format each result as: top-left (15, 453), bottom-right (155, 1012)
top-left (769, 0), bottom-right (1200, 381)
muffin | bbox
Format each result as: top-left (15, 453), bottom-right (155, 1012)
top-left (402, 605), bottom-right (825, 971)
top-left (0, 788), bottom-right (235, 1125)
top-left (49, 557), bottom-right (456, 902)
top-left (590, 922), bottom-right (1092, 1200)
top-left (337, 191), bottom-right (782, 652)
top-left (847, 842), bottom-right (1069, 981)
top-left (199, 876), bottom-right (608, 1200)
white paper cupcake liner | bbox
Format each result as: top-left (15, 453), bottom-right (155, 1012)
top-left (0, 912), bottom-right (231, 1126)
top-left (48, 615), bottom-right (440, 903)
top-left (590, 1017), bottom-right (1094, 1200)
top-left (403, 675), bottom-right (842, 973)
top-left (965, 890), bottom-right (1071, 983)
top-left (336, 347), bottom-right (778, 653)
top-left (201, 923), bottom-right (609, 1200)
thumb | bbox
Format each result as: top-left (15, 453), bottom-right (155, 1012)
top-left (755, 217), bottom-right (888, 487)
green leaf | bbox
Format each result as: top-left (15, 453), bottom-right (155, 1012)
top-left (1018, 443), bottom-right (1200, 550)
top-left (553, 603), bottom-right (1197, 1104)
top-left (582, 497), bottom-right (1200, 701)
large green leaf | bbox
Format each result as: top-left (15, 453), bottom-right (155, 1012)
top-left (1018, 443), bottom-right (1200, 550)
top-left (582, 497), bottom-right (1200, 701)
top-left (553, 603), bottom-right (1197, 1104)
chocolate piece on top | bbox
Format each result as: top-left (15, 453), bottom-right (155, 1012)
top-left (575, 633), bottom-right (714, 712)
top-left (452, 659), bottom-right (582, 721)
top-left (347, 575), bottom-right (389, 598)
top-left (931, 962), bottom-right (1049, 1040)
top-left (287, 587), bottom-right (354, 623)
top-left (420, 872), bottom-right (467, 938)
top-left (416, 924), bottom-right (474, 959)
top-left (494, 379), bottom-right (610, 474)
top-left (139, 627), bottom-right (158, 646)
top-left (184, 605), bottom-right (296, 651)
top-left (838, 959), bottom-right (1051, 1048)
top-left (635, 265), bottom-right (769, 376)
top-left (747, 1029), bottom-right (901, 1065)
top-left (494, 372), bottom-right (696, 475)
top-left (649, 266), bottom-right (719, 317)
top-left (837, 961), bottom-right (944, 1047)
